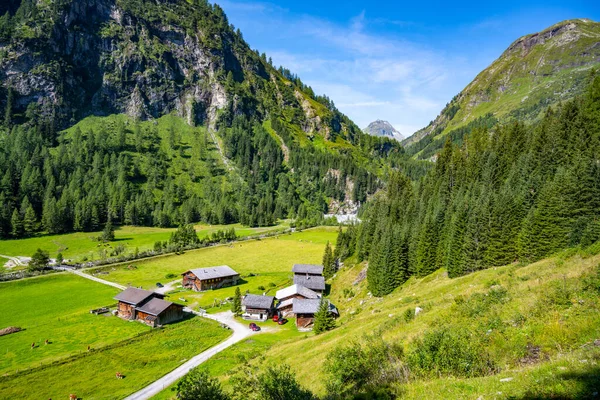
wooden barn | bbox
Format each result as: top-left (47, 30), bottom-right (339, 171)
top-left (292, 264), bottom-right (324, 277)
top-left (182, 265), bottom-right (240, 292)
top-left (292, 298), bottom-right (338, 331)
top-left (293, 274), bottom-right (326, 294)
top-left (135, 298), bottom-right (184, 328)
top-left (242, 294), bottom-right (275, 321)
top-left (275, 284), bottom-right (320, 317)
top-left (114, 287), bottom-right (184, 327)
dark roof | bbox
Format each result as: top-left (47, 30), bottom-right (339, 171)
top-left (242, 294), bottom-right (275, 309)
top-left (136, 298), bottom-right (181, 316)
top-left (114, 287), bottom-right (156, 306)
top-left (185, 265), bottom-right (239, 280)
top-left (293, 275), bottom-right (326, 291)
top-left (292, 264), bottom-right (324, 275)
top-left (292, 298), bottom-right (338, 315)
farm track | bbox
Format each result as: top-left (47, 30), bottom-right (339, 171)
top-left (69, 267), bottom-right (255, 400)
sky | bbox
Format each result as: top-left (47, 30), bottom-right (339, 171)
top-left (217, 1), bottom-right (600, 137)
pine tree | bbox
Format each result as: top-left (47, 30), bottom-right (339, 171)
top-left (322, 241), bottom-right (335, 279)
top-left (10, 208), bottom-right (23, 237)
top-left (313, 297), bottom-right (335, 334)
top-left (29, 248), bottom-right (49, 272)
top-left (22, 204), bottom-right (37, 236)
top-left (101, 219), bottom-right (115, 242)
top-left (232, 287), bottom-right (242, 316)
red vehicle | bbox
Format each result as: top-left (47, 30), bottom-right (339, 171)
top-left (249, 323), bottom-right (261, 331)
top-left (277, 318), bottom-right (288, 325)
top-left (272, 315), bottom-right (279, 322)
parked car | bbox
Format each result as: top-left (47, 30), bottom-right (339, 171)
top-left (249, 323), bottom-right (261, 332)
top-left (272, 315), bottom-right (279, 322)
top-left (156, 282), bottom-right (164, 288)
top-left (277, 318), bottom-right (288, 325)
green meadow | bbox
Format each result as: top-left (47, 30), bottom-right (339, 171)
top-left (91, 227), bottom-right (338, 311)
top-left (0, 222), bottom-right (288, 266)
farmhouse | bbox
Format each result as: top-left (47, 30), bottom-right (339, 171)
top-left (242, 294), bottom-right (275, 321)
top-left (182, 265), bottom-right (240, 291)
top-left (275, 284), bottom-right (320, 317)
top-left (293, 298), bottom-right (339, 331)
top-left (292, 264), bottom-right (324, 277)
top-left (114, 287), bottom-right (184, 327)
top-left (293, 274), bottom-right (326, 294)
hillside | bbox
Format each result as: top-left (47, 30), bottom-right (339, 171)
top-left (404, 18), bottom-right (600, 158)
top-left (0, 0), bottom-right (410, 239)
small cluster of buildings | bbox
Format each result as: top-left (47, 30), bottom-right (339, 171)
top-left (112, 263), bottom-right (338, 331)
top-left (241, 263), bottom-right (338, 331)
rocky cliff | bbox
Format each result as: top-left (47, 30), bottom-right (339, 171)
top-left (363, 120), bottom-right (403, 141)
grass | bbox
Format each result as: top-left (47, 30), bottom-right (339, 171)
top-left (90, 227), bottom-right (338, 312)
top-left (0, 316), bottom-right (229, 399)
top-left (0, 273), bottom-right (147, 376)
top-left (0, 222), bottom-right (288, 263)
top-left (152, 318), bottom-right (305, 400)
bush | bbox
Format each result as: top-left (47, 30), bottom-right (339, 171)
top-left (257, 285), bottom-right (265, 291)
top-left (403, 308), bottom-right (415, 322)
top-left (268, 282), bottom-right (276, 288)
top-left (165, 273), bottom-right (178, 279)
top-left (455, 286), bottom-right (509, 317)
top-left (324, 337), bottom-right (406, 398)
top-left (407, 326), bottom-right (497, 378)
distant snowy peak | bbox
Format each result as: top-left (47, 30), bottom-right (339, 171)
top-left (363, 120), bottom-right (404, 142)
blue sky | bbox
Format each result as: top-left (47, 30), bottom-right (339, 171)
top-left (218, 1), bottom-right (600, 136)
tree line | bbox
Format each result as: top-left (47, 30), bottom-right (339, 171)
top-left (334, 73), bottom-right (600, 296)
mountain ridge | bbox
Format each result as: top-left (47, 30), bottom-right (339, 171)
top-left (403, 18), bottom-right (600, 156)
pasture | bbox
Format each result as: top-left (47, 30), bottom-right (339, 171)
top-left (0, 222), bottom-right (288, 264)
top-left (0, 273), bottom-right (146, 376)
top-left (0, 316), bottom-right (228, 399)
top-left (91, 227), bottom-right (338, 311)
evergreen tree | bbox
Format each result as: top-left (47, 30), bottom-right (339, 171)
top-left (322, 241), bottom-right (335, 279)
top-left (313, 297), bottom-right (336, 334)
top-left (232, 287), bottom-right (242, 316)
top-left (29, 248), bottom-right (49, 272)
top-left (22, 204), bottom-right (37, 236)
top-left (101, 219), bottom-right (115, 242)
top-left (175, 368), bottom-right (229, 400)
top-left (10, 208), bottom-right (23, 237)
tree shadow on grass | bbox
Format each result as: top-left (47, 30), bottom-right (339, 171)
top-left (512, 366), bottom-right (600, 400)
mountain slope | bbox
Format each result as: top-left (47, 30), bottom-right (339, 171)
top-left (364, 120), bottom-right (404, 141)
top-left (404, 18), bottom-right (600, 157)
top-left (0, 0), bottom-right (409, 238)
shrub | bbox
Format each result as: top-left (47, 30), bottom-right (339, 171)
top-left (404, 308), bottom-right (415, 322)
top-left (407, 326), bottom-right (497, 378)
top-left (175, 368), bottom-right (228, 400)
top-left (268, 282), bottom-right (276, 288)
top-left (455, 286), bottom-right (509, 317)
top-left (257, 285), bottom-right (266, 291)
top-left (165, 273), bottom-right (178, 279)
top-left (324, 337), bottom-right (407, 399)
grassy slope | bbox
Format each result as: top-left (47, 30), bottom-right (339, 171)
top-left (0, 273), bottom-right (146, 375)
top-left (0, 222), bottom-right (288, 265)
top-left (0, 317), bottom-right (229, 400)
top-left (254, 249), bottom-right (600, 398)
top-left (91, 227), bottom-right (337, 311)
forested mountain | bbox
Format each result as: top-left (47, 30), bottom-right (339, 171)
top-left (0, 0), bottom-right (416, 238)
top-left (404, 19), bottom-right (600, 159)
top-left (335, 74), bottom-right (600, 296)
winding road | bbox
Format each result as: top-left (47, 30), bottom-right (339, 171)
top-left (69, 268), bottom-right (254, 400)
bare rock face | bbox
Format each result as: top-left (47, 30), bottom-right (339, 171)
top-left (0, 0), bottom-right (261, 129)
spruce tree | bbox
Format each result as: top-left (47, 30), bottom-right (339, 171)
top-left (10, 208), bottom-right (23, 237)
top-left (313, 298), bottom-right (335, 334)
top-left (22, 204), bottom-right (37, 236)
top-left (322, 241), bottom-right (335, 279)
top-left (101, 219), bottom-right (115, 242)
top-left (232, 287), bottom-right (242, 316)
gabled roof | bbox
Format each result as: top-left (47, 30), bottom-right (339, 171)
top-left (137, 298), bottom-right (180, 316)
top-left (292, 298), bottom-right (338, 315)
top-left (185, 265), bottom-right (239, 280)
top-left (292, 264), bottom-right (324, 275)
top-left (242, 294), bottom-right (275, 309)
top-left (293, 275), bottom-right (326, 291)
top-left (114, 287), bottom-right (156, 306)
top-left (275, 284), bottom-right (320, 300)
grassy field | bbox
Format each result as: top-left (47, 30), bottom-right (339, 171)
top-left (0, 273), bottom-right (147, 375)
top-left (91, 227), bottom-right (338, 311)
top-left (0, 316), bottom-right (229, 399)
top-left (0, 222), bottom-right (288, 265)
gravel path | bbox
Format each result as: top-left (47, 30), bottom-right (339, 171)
top-left (123, 310), bottom-right (253, 400)
top-left (69, 269), bottom-right (127, 290)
